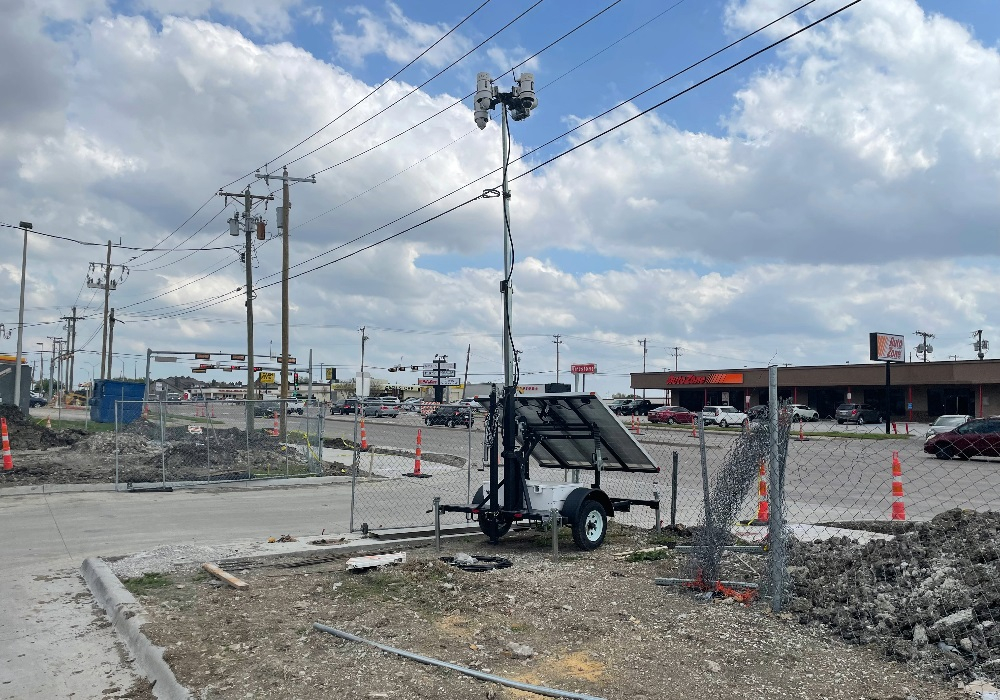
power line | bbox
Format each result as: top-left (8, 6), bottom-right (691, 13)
top-left (0, 221), bottom-right (237, 252)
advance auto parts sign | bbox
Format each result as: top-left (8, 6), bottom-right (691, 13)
top-left (666, 373), bottom-right (743, 385)
top-left (870, 332), bottom-right (905, 362)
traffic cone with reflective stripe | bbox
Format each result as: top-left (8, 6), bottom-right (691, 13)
top-left (405, 428), bottom-right (430, 478)
top-left (1, 418), bottom-right (13, 471)
top-left (891, 450), bottom-right (906, 520)
top-left (271, 411), bottom-right (279, 437)
top-left (360, 418), bottom-right (368, 451)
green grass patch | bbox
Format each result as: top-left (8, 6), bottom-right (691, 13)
top-left (122, 572), bottom-right (172, 595)
top-left (627, 548), bottom-right (673, 563)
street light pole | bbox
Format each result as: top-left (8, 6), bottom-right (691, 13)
top-left (13, 221), bottom-right (31, 409)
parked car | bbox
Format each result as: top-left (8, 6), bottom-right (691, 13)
top-left (363, 397), bottom-right (400, 418)
top-left (608, 399), bottom-right (632, 414)
top-left (647, 406), bottom-right (695, 425)
top-left (333, 397), bottom-right (361, 415)
top-left (424, 404), bottom-right (473, 428)
top-left (789, 404), bottom-right (820, 422)
top-left (923, 418), bottom-right (1000, 460)
top-left (617, 399), bottom-right (661, 416)
top-left (747, 404), bottom-right (769, 421)
top-left (252, 400), bottom-right (281, 417)
top-left (285, 400), bottom-right (305, 415)
top-left (835, 403), bottom-right (881, 425)
top-left (924, 415), bottom-right (972, 441)
top-left (701, 405), bottom-right (749, 427)
top-left (402, 397), bottom-right (424, 412)
top-left (29, 391), bottom-right (48, 408)
top-left (456, 398), bottom-right (484, 412)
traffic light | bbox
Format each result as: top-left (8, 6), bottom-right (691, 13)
top-left (293, 372), bottom-right (299, 388)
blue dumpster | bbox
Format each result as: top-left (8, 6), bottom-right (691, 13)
top-left (89, 380), bottom-right (146, 424)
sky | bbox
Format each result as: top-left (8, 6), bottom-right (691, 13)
top-left (1, 0), bottom-right (999, 398)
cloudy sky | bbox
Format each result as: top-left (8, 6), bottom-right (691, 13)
top-left (1, 0), bottom-right (998, 397)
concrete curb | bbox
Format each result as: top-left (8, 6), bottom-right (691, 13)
top-left (81, 557), bottom-right (192, 700)
top-left (0, 474), bottom-right (354, 497)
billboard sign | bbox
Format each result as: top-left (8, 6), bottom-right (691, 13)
top-left (423, 369), bottom-right (456, 377)
top-left (258, 371), bottom-right (276, 384)
top-left (869, 332), bottom-right (905, 362)
top-left (418, 377), bottom-right (461, 386)
top-left (570, 363), bottom-right (596, 374)
top-left (422, 362), bottom-right (456, 371)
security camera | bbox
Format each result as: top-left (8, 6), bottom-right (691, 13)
top-left (514, 73), bottom-right (537, 111)
top-left (474, 72), bottom-right (495, 130)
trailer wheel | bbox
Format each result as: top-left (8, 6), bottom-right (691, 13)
top-left (473, 487), bottom-right (511, 542)
top-left (572, 499), bottom-right (607, 550)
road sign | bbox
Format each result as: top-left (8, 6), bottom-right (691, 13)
top-left (570, 363), bottom-right (597, 374)
top-left (154, 356), bottom-right (177, 363)
top-left (417, 378), bottom-right (437, 385)
top-left (423, 369), bottom-right (456, 377)
top-left (422, 362), bottom-right (456, 370)
top-left (437, 377), bottom-right (461, 386)
top-left (230, 354), bottom-right (246, 361)
top-left (194, 353), bottom-right (212, 360)
top-left (258, 371), bottom-right (276, 384)
top-left (276, 356), bottom-right (297, 364)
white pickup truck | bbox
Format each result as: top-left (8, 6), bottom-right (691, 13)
top-left (285, 400), bottom-right (305, 415)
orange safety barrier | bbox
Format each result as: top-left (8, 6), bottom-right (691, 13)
top-left (753, 459), bottom-right (769, 524)
top-left (360, 418), bottom-right (368, 451)
top-left (891, 450), bottom-right (906, 520)
top-left (1, 418), bottom-right (13, 471)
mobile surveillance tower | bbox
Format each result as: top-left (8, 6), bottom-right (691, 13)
top-left (437, 73), bottom-right (660, 550)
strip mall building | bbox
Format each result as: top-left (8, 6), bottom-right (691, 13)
top-left (630, 360), bottom-right (1000, 421)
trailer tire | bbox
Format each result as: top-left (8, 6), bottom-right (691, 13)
top-left (572, 499), bottom-right (607, 550)
top-left (474, 487), bottom-right (511, 541)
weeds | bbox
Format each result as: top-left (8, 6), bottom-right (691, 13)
top-left (123, 572), bottom-right (172, 595)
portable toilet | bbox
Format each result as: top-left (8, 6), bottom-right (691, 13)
top-left (89, 380), bottom-right (146, 424)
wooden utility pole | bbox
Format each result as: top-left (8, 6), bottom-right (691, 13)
top-left (219, 186), bottom-right (273, 434)
top-left (105, 309), bottom-right (117, 379)
top-left (256, 167), bottom-right (315, 441)
top-left (99, 241), bottom-right (112, 380)
top-left (61, 306), bottom-right (84, 392)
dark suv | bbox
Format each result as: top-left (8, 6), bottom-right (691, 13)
top-left (836, 403), bottom-right (881, 425)
top-left (616, 399), bottom-right (660, 416)
top-left (424, 405), bottom-right (473, 428)
top-left (334, 397), bottom-right (361, 415)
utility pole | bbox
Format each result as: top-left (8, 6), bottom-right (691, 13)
top-left (13, 221), bottom-right (31, 410)
top-left (670, 346), bottom-right (681, 371)
top-left (552, 334), bottom-right (563, 383)
top-left (257, 167), bottom-right (316, 441)
top-left (88, 243), bottom-right (126, 381)
top-left (462, 344), bottom-right (471, 399)
top-left (61, 306), bottom-right (83, 393)
top-left (914, 330), bottom-right (935, 362)
top-left (973, 330), bottom-right (989, 360)
top-left (105, 309), bottom-right (117, 379)
top-left (359, 327), bottom-right (369, 397)
top-left (638, 338), bottom-right (648, 399)
top-left (220, 186), bottom-right (273, 434)
top-left (46, 336), bottom-right (58, 401)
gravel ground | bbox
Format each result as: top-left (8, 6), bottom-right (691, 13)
top-left (116, 524), bottom-right (969, 700)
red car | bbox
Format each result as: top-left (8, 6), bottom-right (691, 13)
top-left (924, 418), bottom-right (1000, 460)
top-left (648, 406), bottom-right (696, 425)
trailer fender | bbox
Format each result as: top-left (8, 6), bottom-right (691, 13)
top-left (560, 488), bottom-right (614, 524)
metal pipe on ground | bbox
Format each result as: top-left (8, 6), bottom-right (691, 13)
top-left (312, 623), bottom-right (607, 700)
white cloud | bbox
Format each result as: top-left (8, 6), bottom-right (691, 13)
top-left (331, 2), bottom-right (472, 68)
top-left (132, 0), bottom-right (306, 37)
top-left (1, 0), bottom-right (998, 401)
top-left (486, 45), bottom-right (539, 75)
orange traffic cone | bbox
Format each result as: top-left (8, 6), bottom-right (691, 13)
top-left (360, 418), bottom-right (368, 451)
top-left (405, 428), bottom-right (430, 478)
top-left (797, 422), bottom-right (808, 441)
top-left (891, 450), bottom-right (906, 520)
top-left (46, 416), bottom-right (52, 430)
top-left (691, 421), bottom-right (698, 438)
top-left (1, 417), bottom-right (13, 471)
top-left (271, 410), bottom-right (279, 437)
top-left (751, 458), bottom-right (768, 524)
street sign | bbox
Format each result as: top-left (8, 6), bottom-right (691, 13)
top-left (423, 369), bottom-right (456, 377)
top-left (276, 356), bottom-right (297, 364)
top-left (258, 371), bottom-right (276, 384)
top-left (154, 356), bottom-right (177, 363)
top-left (570, 363), bottom-right (597, 374)
top-left (230, 354), bottom-right (246, 361)
top-left (192, 368), bottom-right (207, 374)
top-left (422, 362), bottom-right (456, 370)
top-left (325, 367), bottom-right (336, 381)
top-left (437, 377), bottom-right (461, 386)
top-left (194, 353), bottom-right (212, 360)
top-left (417, 378), bottom-right (437, 385)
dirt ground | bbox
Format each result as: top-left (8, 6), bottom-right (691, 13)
top-left (120, 524), bottom-right (971, 700)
